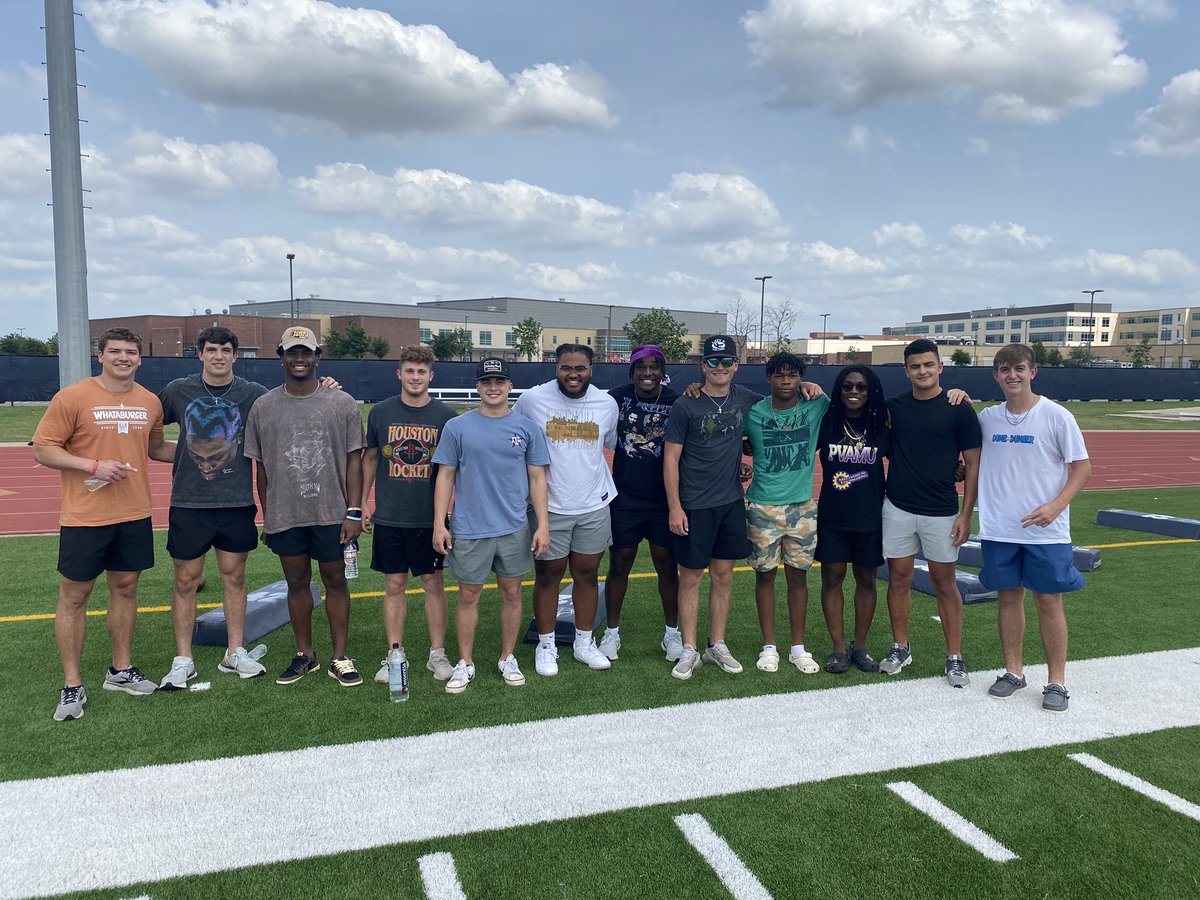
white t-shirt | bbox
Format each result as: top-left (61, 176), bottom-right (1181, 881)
top-left (977, 396), bottom-right (1089, 544)
top-left (513, 381), bottom-right (619, 515)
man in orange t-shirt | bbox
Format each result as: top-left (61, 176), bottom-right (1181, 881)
top-left (32, 327), bottom-right (173, 722)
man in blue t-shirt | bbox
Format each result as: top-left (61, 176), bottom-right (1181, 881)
top-left (432, 358), bottom-right (550, 694)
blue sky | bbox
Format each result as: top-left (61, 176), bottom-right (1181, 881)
top-left (2, 0), bottom-right (1197, 341)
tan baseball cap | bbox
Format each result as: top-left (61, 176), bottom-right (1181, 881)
top-left (278, 325), bottom-right (320, 351)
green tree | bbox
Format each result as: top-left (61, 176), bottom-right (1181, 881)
top-left (767, 335), bottom-right (793, 357)
top-left (950, 348), bottom-right (972, 367)
top-left (1030, 339), bottom-right (1049, 366)
top-left (1126, 335), bottom-right (1153, 368)
top-left (1045, 347), bottom-right (1064, 367)
top-left (624, 308), bottom-right (691, 361)
top-left (0, 333), bottom-right (50, 355)
top-left (429, 328), bottom-right (472, 361)
top-left (1067, 346), bottom-right (1093, 367)
top-left (47, 333), bottom-right (58, 356)
top-left (512, 316), bottom-right (543, 361)
top-left (324, 321), bottom-right (376, 359)
top-left (368, 336), bottom-right (390, 359)
top-left (845, 345), bottom-right (860, 363)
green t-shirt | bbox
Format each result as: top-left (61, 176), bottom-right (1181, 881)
top-left (744, 394), bottom-right (830, 504)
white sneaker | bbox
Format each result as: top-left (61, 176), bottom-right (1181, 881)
top-left (535, 642), bottom-right (559, 677)
top-left (598, 629), bottom-right (621, 660)
top-left (789, 650), bottom-right (821, 674)
top-left (756, 648), bottom-right (780, 672)
top-left (373, 659), bottom-right (389, 684)
top-left (573, 638), bottom-right (612, 670)
top-left (445, 659), bottom-right (475, 694)
top-left (158, 656), bottom-right (196, 691)
top-left (671, 645), bottom-right (701, 680)
top-left (426, 649), bottom-right (455, 681)
top-left (498, 654), bottom-right (525, 686)
top-left (662, 630), bottom-right (684, 661)
top-left (218, 646), bottom-right (266, 679)
top-left (702, 640), bottom-right (743, 674)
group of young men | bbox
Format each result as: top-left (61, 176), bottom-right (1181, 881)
top-left (34, 325), bottom-right (1088, 720)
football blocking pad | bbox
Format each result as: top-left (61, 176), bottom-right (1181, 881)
top-left (876, 561), bottom-right (997, 604)
top-left (1095, 509), bottom-right (1200, 540)
top-left (522, 582), bottom-right (608, 646)
top-left (918, 537), bottom-right (1102, 572)
top-left (193, 580), bottom-right (323, 646)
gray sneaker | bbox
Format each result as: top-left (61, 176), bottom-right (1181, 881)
top-left (988, 672), bottom-right (1027, 699)
top-left (662, 630), bottom-right (684, 662)
top-left (702, 641), bottom-right (743, 674)
top-left (158, 656), bottom-right (197, 691)
top-left (427, 649), bottom-right (455, 681)
top-left (53, 684), bottom-right (87, 721)
top-left (104, 665), bottom-right (156, 695)
top-left (1042, 683), bottom-right (1070, 713)
top-left (218, 646), bottom-right (266, 679)
top-left (879, 645), bottom-right (912, 675)
top-left (945, 656), bottom-right (970, 688)
top-left (672, 645), bottom-right (701, 680)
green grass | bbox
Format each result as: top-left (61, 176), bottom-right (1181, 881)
top-left (4, 486), bottom-right (1198, 898)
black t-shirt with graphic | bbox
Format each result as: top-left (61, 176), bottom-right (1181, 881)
top-left (609, 382), bottom-right (680, 504)
top-left (816, 411), bottom-right (891, 532)
top-left (366, 396), bottom-right (457, 528)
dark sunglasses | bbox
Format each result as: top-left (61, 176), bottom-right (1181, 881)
top-left (840, 383), bottom-right (869, 393)
top-left (703, 357), bottom-right (736, 369)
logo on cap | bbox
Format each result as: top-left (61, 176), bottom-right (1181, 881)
top-left (709, 338), bottom-right (727, 352)
top-left (482, 359), bottom-right (503, 373)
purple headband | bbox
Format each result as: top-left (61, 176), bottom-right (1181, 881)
top-left (629, 345), bottom-right (666, 370)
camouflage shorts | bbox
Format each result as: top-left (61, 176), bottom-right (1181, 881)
top-left (745, 500), bottom-right (818, 573)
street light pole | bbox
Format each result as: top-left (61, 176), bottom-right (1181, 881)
top-left (1082, 289), bottom-right (1103, 359)
top-left (463, 314), bottom-right (470, 361)
top-left (286, 253), bottom-right (296, 321)
top-left (755, 275), bottom-right (772, 358)
top-left (820, 313), bottom-right (830, 362)
top-left (607, 304), bottom-right (614, 360)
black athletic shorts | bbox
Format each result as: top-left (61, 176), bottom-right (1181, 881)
top-left (167, 505), bottom-right (258, 560)
top-left (673, 499), bottom-right (751, 570)
top-left (371, 524), bottom-right (444, 577)
top-left (58, 517), bottom-right (154, 583)
top-left (609, 493), bottom-right (672, 550)
top-left (264, 524), bottom-right (345, 563)
top-left (814, 524), bottom-right (884, 569)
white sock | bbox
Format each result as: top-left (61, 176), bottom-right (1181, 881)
top-left (790, 644), bottom-right (805, 656)
top-left (762, 644), bottom-right (777, 653)
top-left (575, 629), bottom-right (592, 646)
top-left (605, 626), bottom-right (619, 636)
top-left (538, 632), bottom-right (556, 647)
top-left (664, 625), bottom-right (679, 639)
top-left (429, 647), bottom-right (444, 657)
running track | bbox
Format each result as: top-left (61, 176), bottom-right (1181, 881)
top-left (1, 431), bottom-right (1197, 536)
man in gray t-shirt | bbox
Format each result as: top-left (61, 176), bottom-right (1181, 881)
top-left (243, 326), bottom-right (365, 689)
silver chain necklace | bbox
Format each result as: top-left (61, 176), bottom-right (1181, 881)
top-left (704, 390), bottom-right (728, 415)
top-left (202, 377), bottom-right (234, 399)
top-left (1003, 403), bottom-right (1032, 426)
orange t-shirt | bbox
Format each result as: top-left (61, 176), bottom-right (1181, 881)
top-left (32, 377), bottom-right (165, 527)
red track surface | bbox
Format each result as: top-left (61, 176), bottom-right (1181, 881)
top-left (2, 431), bottom-right (1197, 536)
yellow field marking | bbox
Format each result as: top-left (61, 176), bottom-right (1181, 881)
top-left (0, 546), bottom-right (1189, 624)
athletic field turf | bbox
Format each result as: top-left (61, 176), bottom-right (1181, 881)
top-left (1, 480), bottom-right (1198, 898)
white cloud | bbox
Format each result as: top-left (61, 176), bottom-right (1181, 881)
top-left (743, 0), bottom-right (1146, 124)
top-left (697, 238), bottom-right (792, 266)
top-left (91, 213), bottom-right (201, 247)
top-left (1120, 70), bottom-right (1200, 158)
top-left (0, 134), bottom-right (49, 197)
top-left (966, 136), bottom-right (990, 156)
top-left (873, 222), bottom-right (927, 248)
top-left (80, 0), bottom-right (615, 136)
top-left (123, 130), bottom-right (281, 196)
top-left (292, 163), bottom-right (625, 245)
top-left (949, 222), bottom-right (1053, 250)
top-left (1079, 247), bottom-right (1195, 282)
top-left (842, 125), bottom-right (871, 155)
top-left (801, 241), bottom-right (886, 273)
top-left (631, 173), bottom-right (784, 242)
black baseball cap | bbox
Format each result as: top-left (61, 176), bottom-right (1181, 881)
top-left (701, 335), bottom-right (737, 358)
top-left (475, 357), bottom-right (511, 380)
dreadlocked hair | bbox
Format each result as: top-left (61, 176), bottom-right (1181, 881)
top-left (826, 365), bottom-right (889, 437)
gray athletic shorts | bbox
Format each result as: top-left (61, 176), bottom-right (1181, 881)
top-left (881, 497), bottom-right (960, 564)
top-left (448, 526), bottom-right (533, 585)
top-left (540, 506), bottom-right (612, 561)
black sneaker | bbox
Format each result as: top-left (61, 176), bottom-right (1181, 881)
top-left (327, 656), bottom-right (364, 687)
top-left (276, 652), bottom-right (319, 685)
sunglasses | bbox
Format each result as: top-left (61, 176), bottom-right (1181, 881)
top-left (840, 383), bottom-right (869, 393)
top-left (703, 357), bottom-right (736, 369)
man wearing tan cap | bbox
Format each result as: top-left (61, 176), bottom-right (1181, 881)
top-left (244, 326), bottom-right (366, 687)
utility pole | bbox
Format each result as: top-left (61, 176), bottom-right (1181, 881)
top-left (755, 275), bottom-right (771, 360)
top-left (287, 253), bottom-right (296, 321)
top-left (820, 313), bottom-right (830, 361)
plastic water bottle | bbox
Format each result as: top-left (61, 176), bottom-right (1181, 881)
top-left (343, 539), bottom-right (359, 579)
top-left (388, 644), bottom-right (409, 703)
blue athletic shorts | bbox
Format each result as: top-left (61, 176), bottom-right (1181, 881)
top-left (978, 541), bottom-right (1085, 595)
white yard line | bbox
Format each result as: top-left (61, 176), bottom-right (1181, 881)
top-left (1069, 753), bottom-right (1200, 822)
top-left (886, 782), bottom-right (1019, 862)
top-left (674, 814), bottom-right (773, 900)
top-left (2, 648), bottom-right (1199, 899)
top-left (419, 852), bottom-right (468, 900)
